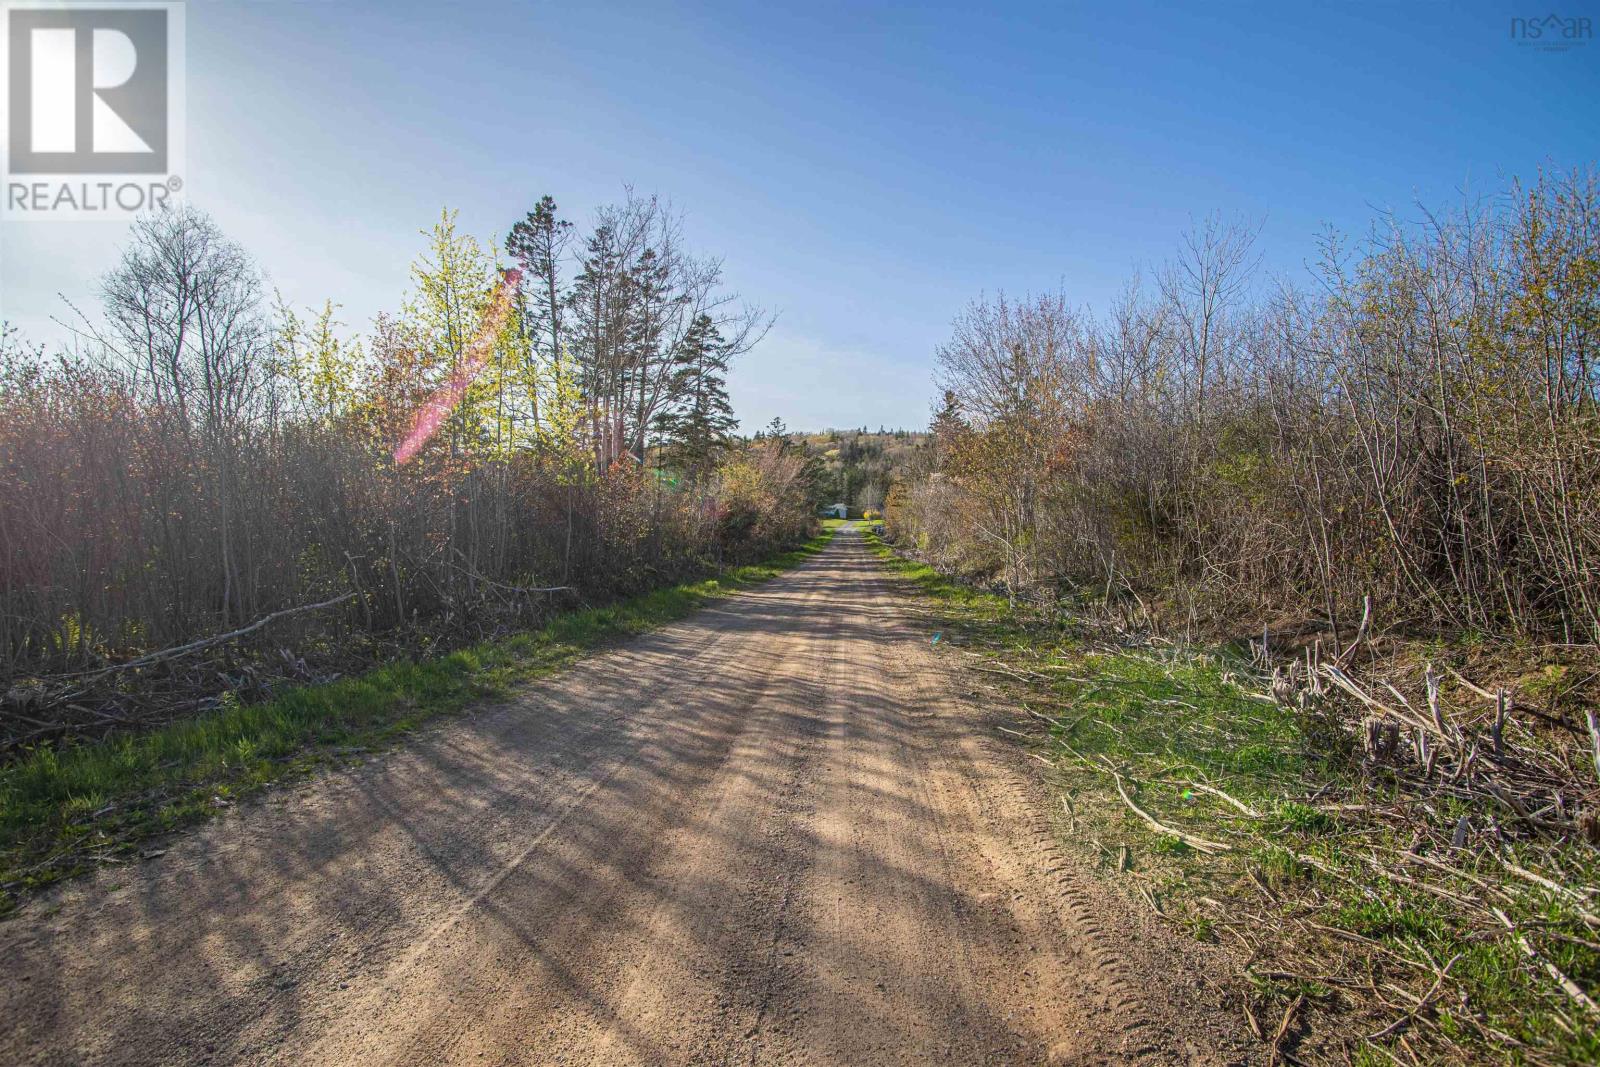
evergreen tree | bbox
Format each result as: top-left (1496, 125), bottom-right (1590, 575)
top-left (655, 313), bottom-right (737, 479)
top-left (930, 388), bottom-right (968, 455)
top-left (505, 195), bottom-right (574, 442)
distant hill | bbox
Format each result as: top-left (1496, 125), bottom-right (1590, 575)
top-left (795, 428), bottom-right (930, 513)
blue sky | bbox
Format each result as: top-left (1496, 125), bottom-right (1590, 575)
top-left (2, 0), bottom-right (1596, 429)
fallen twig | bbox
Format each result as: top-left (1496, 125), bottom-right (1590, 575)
top-left (1188, 781), bottom-right (1262, 818)
top-left (1587, 709), bottom-right (1600, 786)
top-left (965, 661), bottom-right (1052, 684)
top-left (1268, 993), bottom-right (1304, 1066)
top-left (448, 557), bottom-right (573, 598)
top-left (1366, 953), bottom-right (1462, 1041)
top-left (1104, 762), bottom-right (1230, 854)
top-left (1333, 595), bottom-right (1372, 669)
top-left (1501, 863), bottom-right (1600, 929)
top-left (1493, 907), bottom-right (1600, 1017)
top-left (1243, 998), bottom-right (1265, 1041)
top-left (49, 593), bottom-right (357, 683)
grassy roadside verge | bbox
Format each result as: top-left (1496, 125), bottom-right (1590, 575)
top-left (0, 529), bottom-right (834, 914)
top-left (864, 530), bottom-right (1600, 1067)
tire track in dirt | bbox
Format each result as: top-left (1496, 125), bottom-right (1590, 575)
top-left (0, 585), bottom-right (789, 1066)
top-left (0, 529), bottom-right (1256, 1066)
top-left (866, 549), bottom-right (1254, 1065)
top-left (305, 562), bottom-right (842, 1066)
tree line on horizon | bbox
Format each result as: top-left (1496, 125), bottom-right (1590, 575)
top-left (794, 428), bottom-right (928, 514)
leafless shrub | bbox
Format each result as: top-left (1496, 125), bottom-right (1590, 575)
top-left (893, 168), bottom-right (1600, 646)
top-left (0, 202), bottom-right (805, 750)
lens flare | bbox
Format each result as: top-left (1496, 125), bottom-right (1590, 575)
top-left (393, 267), bottom-right (522, 465)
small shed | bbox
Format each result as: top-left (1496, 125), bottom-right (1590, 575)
top-left (823, 503), bottom-right (848, 519)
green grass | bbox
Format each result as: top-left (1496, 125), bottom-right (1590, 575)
top-left (862, 529), bottom-right (1009, 619)
top-left (863, 528), bottom-right (1600, 1066)
top-left (0, 529), bottom-right (834, 914)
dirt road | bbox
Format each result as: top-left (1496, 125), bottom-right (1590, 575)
top-left (1, 529), bottom-right (1251, 1065)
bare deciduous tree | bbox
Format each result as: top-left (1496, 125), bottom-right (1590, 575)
top-left (894, 170), bottom-right (1600, 643)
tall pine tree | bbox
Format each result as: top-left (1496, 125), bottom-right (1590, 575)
top-left (655, 313), bottom-right (736, 480)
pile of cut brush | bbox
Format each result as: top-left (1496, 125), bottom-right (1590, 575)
top-left (0, 593), bottom-right (363, 754)
top-left (0, 583), bottom-right (575, 756)
top-left (1268, 635), bottom-right (1600, 849)
top-left (1240, 624), bottom-right (1600, 1061)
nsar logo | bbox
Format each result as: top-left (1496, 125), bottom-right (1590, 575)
top-left (1510, 12), bottom-right (1593, 51)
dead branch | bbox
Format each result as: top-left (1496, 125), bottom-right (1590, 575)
top-left (1493, 907), bottom-right (1600, 1017)
top-left (1333, 595), bottom-right (1372, 669)
top-left (1267, 993), bottom-right (1304, 1066)
top-left (1188, 781), bottom-right (1262, 818)
top-left (1104, 762), bottom-right (1231, 854)
top-left (1501, 863), bottom-right (1600, 929)
top-left (50, 593), bottom-right (356, 683)
top-left (1587, 709), bottom-right (1600, 786)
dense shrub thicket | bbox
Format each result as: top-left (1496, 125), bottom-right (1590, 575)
top-left (0, 198), bottom-right (817, 744)
top-left (890, 169), bottom-right (1600, 643)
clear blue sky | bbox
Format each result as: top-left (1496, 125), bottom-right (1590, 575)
top-left (2, 0), bottom-right (1595, 430)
